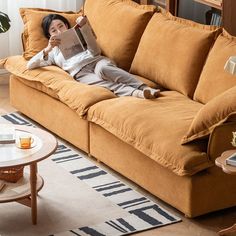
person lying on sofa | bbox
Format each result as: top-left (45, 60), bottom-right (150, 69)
top-left (27, 14), bottom-right (160, 99)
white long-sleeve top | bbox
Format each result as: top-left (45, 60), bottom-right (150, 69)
top-left (27, 48), bottom-right (103, 77)
top-left (27, 21), bottom-right (103, 77)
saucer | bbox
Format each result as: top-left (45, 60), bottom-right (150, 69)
top-left (16, 140), bottom-right (37, 149)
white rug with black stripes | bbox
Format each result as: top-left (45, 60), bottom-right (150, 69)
top-left (0, 113), bottom-right (181, 236)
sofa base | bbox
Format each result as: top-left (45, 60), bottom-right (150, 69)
top-left (89, 122), bottom-right (236, 217)
top-left (9, 75), bottom-right (236, 217)
top-left (10, 75), bottom-right (89, 153)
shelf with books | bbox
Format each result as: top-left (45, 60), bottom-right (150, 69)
top-left (139, 0), bottom-right (235, 36)
top-left (194, 0), bottom-right (236, 36)
top-left (206, 8), bottom-right (222, 26)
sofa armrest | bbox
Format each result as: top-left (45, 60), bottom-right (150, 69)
top-left (207, 121), bottom-right (236, 160)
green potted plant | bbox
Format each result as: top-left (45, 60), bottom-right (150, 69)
top-left (0, 11), bottom-right (10, 33)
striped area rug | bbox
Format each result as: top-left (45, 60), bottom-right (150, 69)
top-left (0, 113), bottom-right (181, 236)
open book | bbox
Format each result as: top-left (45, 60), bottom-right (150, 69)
top-left (55, 16), bottom-right (98, 60)
top-left (55, 24), bottom-right (88, 60)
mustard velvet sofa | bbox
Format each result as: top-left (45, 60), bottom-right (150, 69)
top-left (2, 0), bottom-right (236, 218)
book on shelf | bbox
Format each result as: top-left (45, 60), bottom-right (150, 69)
top-left (210, 11), bottom-right (222, 26)
top-left (226, 152), bottom-right (236, 167)
top-left (206, 8), bottom-right (222, 26)
top-left (55, 16), bottom-right (97, 60)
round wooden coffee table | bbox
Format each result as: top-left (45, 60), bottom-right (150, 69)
top-left (0, 125), bottom-right (57, 224)
top-left (216, 150), bottom-right (236, 235)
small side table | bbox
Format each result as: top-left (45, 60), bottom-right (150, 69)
top-left (0, 125), bottom-right (57, 224)
top-left (215, 150), bottom-right (236, 235)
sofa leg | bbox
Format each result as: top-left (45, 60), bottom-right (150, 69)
top-left (184, 214), bottom-right (191, 218)
top-left (88, 153), bottom-right (101, 163)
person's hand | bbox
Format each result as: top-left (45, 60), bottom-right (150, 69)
top-left (76, 15), bottom-right (87, 27)
top-left (44, 36), bottom-right (61, 56)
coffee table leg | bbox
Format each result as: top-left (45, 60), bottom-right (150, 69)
top-left (30, 163), bottom-right (37, 224)
top-left (218, 223), bottom-right (236, 235)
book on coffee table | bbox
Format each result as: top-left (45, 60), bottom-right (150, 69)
top-left (226, 152), bottom-right (236, 167)
top-left (0, 125), bottom-right (15, 144)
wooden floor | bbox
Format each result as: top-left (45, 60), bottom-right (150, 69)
top-left (1, 75), bottom-right (236, 236)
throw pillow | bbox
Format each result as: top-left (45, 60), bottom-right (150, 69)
top-left (20, 8), bottom-right (82, 60)
top-left (84, 0), bottom-right (156, 70)
top-left (193, 30), bottom-right (236, 104)
top-left (130, 12), bottom-right (221, 98)
top-left (182, 85), bottom-right (236, 144)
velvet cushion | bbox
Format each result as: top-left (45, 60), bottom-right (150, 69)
top-left (182, 86), bottom-right (236, 144)
top-left (2, 55), bottom-right (73, 84)
top-left (194, 31), bottom-right (236, 104)
top-left (19, 8), bottom-right (82, 60)
top-left (84, 0), bottom-right (156, 70)
top-left (2, 55), bottom-right (116, 117)
top-left (130, 12), bottom-right (221, 98)
top-left (87, 91), bottom-right (213, 176)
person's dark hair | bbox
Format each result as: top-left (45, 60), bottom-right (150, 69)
top-left (42, 14), bottom-right (71, 39)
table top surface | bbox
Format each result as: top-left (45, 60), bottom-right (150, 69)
top-left (0, 125), bottom-right (57, 168)
top-left (215, 150), bottom-right (236, 175)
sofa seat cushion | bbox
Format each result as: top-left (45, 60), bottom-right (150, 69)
top-left (130, 12), bottom-right (221, 98)
top-left (3, 56), bottom-right (116, 117)
top-left (17, 77), bottom-right (59, 99)
top-left (3, 55), bottom-right (74, 85)
top-left (84, 0), bottom-right (156, 70)
top-left (87, 91), bottom-right (213, 176)
top-left (194, 31), bottom-right (236, 104)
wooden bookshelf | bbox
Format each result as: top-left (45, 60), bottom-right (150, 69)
top-left (194, 0), bottom-right (222, 10)
top-left (194, 0), bottom-right (236, 36)
top-left (140, 0), bottom-right (236, 36)
top-left (222, 0), bottom-right (236, 36)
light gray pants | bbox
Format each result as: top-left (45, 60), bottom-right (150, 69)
top-left (74, 58), bottom-right (144, 96)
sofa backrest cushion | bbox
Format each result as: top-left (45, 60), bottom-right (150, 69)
top-left (130, 12), bottom-right (221, 98)
top-left (84, 0), bottom-right (156, 71)
top-left (20, 8), bottom-right (82, 60)
top-left (182, 85), bottom-right (236, 144)
top-left (193, 31), bottom-right (236, 104)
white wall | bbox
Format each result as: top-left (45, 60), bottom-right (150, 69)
top-left (0, 0), bottom-right (83, 58)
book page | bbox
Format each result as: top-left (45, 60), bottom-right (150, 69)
top-left (56, 26), bottom-right (87, 60)
top-left (79, 20), bottom-right (100, 54)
